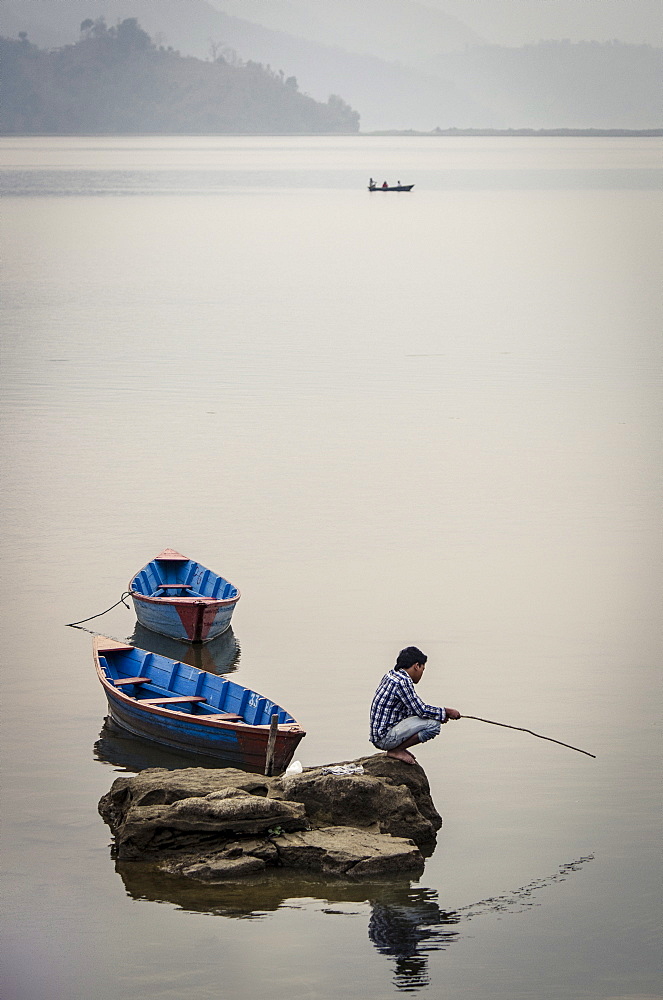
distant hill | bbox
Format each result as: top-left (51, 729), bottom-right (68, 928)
top-left (429, 40), bottom-right (663, 130)
top-left (2, 0), bottom-right (483, 63)
top-left (433, 0), bottom-right (662, 48)
top-left (207, 0), bottom-right (484, 62)
top-left (1, 0), bottom-right (490, 130)
top-left (0, 21), bottom-right (360, 134)
top-left (3, 1), bottom-right (661, 130)
top-left (2, 0), bottom-right (237, 53)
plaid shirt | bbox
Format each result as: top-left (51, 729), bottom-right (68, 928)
top-left (370, 668), bottom-right (446, 744)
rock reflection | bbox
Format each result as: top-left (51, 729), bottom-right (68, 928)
top-left (111, 853), bottom-right (592, 991)
top-left (367, 885), bottom-right (460, 991)
top-left (127, 623), bottom-right (240, 675)
top-left (115, 860), bottom-right (410, 917)
top-left (115, 861), bottom-right (459, 989)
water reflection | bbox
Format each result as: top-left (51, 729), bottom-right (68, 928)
top-left (112, 854), bottom-right (592, 990)
top-left (368, 885), bottom-right (460, 991)
top-left (116, 861), bottom-right (459, 987)
top-left (127, 623), bottom-right (240, 675)
top-left (94, 716), bottom-right (249, 772)
top-left (114, 862), bottom-right (380, 916)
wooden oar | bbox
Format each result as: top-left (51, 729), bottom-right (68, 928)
top-left (461, 715), bottom-right (596, 758)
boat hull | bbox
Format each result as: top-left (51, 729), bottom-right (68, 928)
top-left (129, 549), bottom-right (240, 643)
top-left (131, 593), bottom-right (238, 643)
top-left (94, 639), bottom-right (305, 773)
top-left (103, 693), bottom-right (302, 772)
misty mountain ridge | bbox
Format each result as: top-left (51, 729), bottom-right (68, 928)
top-left (0, 0), bottom-right (495, 129)
top-left (429, 40), bottom-right (663, 131)
top-left (207, 0), bottom-right (485, 63)
top-left (2, 0), bottom-right (485, 64)
top-left (3, 0), bottom-right (661, 130)
top-left (429, 0), bottom-right (662, 48)
top-left (1, 22), bottom-right (360, 134)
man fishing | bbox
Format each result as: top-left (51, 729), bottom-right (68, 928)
top-left (370, 646), bottom-right (460, 764)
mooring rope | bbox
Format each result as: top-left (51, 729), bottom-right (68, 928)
top-left (462, 715), bottom-right (596, 758)
top-left (65, 592), bottom-right (132, 629)
top-left (66, 625), bottom-right (131, 644)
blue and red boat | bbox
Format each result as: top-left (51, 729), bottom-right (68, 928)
top-left (94, 638), bottom-right (305, 773)
top-left (129, 549), bottom-right (240, 643)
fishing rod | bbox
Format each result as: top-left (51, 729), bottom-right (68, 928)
top-left (461, 715), bottom-right (596, 758)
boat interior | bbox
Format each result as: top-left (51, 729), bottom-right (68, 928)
top-left (131, 558), bottom-right (238, 601)
top-left (98, 646), bottom-right (291, 726)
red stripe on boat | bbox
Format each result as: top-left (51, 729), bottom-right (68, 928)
top-left (174, 602), bottom-right (205, 641)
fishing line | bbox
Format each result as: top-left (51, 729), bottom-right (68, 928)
top-left (65, 593), bottom-right (132, 629)
top-left (462, 715), bottom-right (596, 758)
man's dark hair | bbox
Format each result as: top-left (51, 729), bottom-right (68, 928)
top-left (395, 646), bottom-right (427, 671)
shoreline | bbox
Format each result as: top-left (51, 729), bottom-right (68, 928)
top-left (364, 127), bottom-right (662, 138)
top-left (1, 128), bottom-right (661, 139)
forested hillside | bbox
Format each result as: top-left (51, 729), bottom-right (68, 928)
top-left (1, 19), bottom-right (360, 134)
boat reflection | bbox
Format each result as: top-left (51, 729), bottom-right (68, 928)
top-left (115, 862), bottom-right (459, 988)
top-left (127, 623), bottom-right (240, 675)
top-left (94, 716), bottom-right (252, 773)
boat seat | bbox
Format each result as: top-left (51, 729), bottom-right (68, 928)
top-left (141, 696), bottom-right (207, 705)
top-left (157, 584), bottom-right (194, 590)
top-left (113, 677), bottom-right (150, 686)
top-left (209, 713), bottom-right (243, 721)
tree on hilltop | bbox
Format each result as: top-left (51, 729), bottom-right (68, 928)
top-left (1, 19), bottom-right (360, 134)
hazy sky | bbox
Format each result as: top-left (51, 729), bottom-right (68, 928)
top-left (425, 0), bottom-right (662, 46)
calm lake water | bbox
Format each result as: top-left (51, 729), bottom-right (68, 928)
top-left (1, 136), bottom-right (661, 1000)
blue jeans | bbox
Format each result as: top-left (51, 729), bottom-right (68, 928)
top-left (374, 715), bottom-right (441, 750)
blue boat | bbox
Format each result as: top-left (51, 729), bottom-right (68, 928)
top-left (94, 638), bottom-right (305, 773)
top-left (129, 549), bottom-right (240, 643)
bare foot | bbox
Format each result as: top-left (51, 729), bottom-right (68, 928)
top-left (386, 748), bottom-right (417, 765)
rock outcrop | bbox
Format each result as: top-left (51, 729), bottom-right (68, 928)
top-left (98, 754), bottom-right (442, 881)
top-left (280, 755), bottom-right (441, 844)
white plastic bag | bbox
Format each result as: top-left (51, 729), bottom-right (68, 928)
top-left (319, 764), bottom-right (364, 775)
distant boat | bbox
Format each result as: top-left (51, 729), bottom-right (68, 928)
top-left (368, 183), bottom-right (414, 192)
top-left (94, 638), bottom-right (306, 773)
top-left (129, 549), bottom-right (240, 643)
